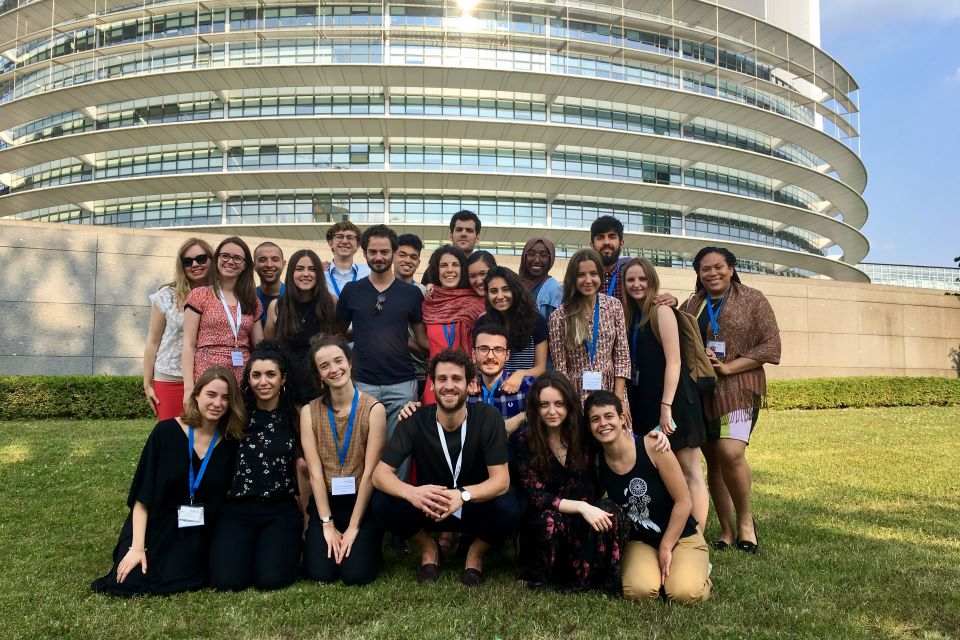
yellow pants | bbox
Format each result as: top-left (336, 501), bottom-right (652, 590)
top-left (621, 533), bottom-right (712, 604)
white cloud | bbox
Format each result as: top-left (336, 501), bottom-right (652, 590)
top-left (822, 0), bottom-right (960, 32)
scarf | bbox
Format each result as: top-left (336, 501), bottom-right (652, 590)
top-left (421, 286), bottom-right (486, 326)
top-left (518, 237), bottom-right (556, 292)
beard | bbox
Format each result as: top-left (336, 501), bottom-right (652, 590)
top-left (599, 249), bottom-right (620, 267)
top-left (368, 260), bottom-right (391, 274)
top-left (437, 389), bottom-right (468, 413)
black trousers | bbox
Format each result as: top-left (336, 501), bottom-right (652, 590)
top-left (303, 495), bottom-right (383, 586)
top-left (209, 497), bottom-right (302, 591)
top-left (371, 489), bottom-right (522, 546)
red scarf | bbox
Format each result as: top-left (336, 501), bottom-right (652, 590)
top-left (422, 286), bottom-right (486, 326)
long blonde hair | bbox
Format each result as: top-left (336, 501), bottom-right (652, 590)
top-left (620, 257), bottom-right (660, 330)
top-left (561, 249), bottom-right (605, 351)
top-left (181, 366), bottom-right (246, 440)
top-left (165, 237), bottom-right (214, 308)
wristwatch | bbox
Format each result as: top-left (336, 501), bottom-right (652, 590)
top-left (460, 489), bottom-right (472, 503)
top-left (319, 515), bottom-right (334, 525)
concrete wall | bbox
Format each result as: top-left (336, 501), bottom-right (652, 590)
top-left (2, 219), bottom-right (959, 379)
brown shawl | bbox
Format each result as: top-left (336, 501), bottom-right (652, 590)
top-left (680, 282), bottom-right (781, 419)
top-left (518, 237), bottom-right (556, 292)
top-left (421, 286), bottom-right (486, 326)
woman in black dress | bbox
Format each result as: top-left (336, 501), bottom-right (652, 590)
top-left (264, 249), bottom-right (339, 405)
top-left (511, 372), bottom-right (624, 592)
top-left (620, 257), bottom-right (709, 531)
top-left (209, 343), bottom-right (303, 590)
top-left (91, 366), bottom-right (244, 596)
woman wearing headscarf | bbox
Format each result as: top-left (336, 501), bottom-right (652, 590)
top-left (519, 237), bottom-right (563, 321)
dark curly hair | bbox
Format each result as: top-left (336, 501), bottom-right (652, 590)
top-left (524, 372), bottom-right (591, 475)
top-left (482, 266), bottom-right (538, 353)
top-left (426, 244), bottom-right (469, 289)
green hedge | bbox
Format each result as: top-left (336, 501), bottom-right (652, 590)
top-left (1, 375), bottom-right (959, 420)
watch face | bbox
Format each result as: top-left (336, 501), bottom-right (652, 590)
top-left (461, 490), bottom-right (472, 502)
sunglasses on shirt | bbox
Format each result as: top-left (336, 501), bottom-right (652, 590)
top-left (180, 254), bottom-right (210, 268)
top-left (375, 293), bottom-right (387, 314)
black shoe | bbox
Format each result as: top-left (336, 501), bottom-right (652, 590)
top-left (461, 568), bottom-right (483, 587)
top-left (736, 518), bottom-right (760, 554)
top-left (711, 540), bottom-right (731, 551)
top-left (416, 563), bottom-right (440, 583)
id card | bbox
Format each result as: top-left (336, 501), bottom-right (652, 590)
top-left (582, 371), bottom-right (602, 391)
top-left (231, 350), bottom-right (245, 367)
top-left (331, 476), bottom-right (357, 496)
top-left (706, 340), bottom-right (726, 361)
top-left (178, 504), bottom-right (205, 528)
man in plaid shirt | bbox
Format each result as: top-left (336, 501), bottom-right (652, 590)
top-left (467, 324), bottom-right (535, 436)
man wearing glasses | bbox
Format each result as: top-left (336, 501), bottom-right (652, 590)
top-left (336, 225), bottom-right (429, 479)
top-left (467, 324), bottom-right (534, 437)
top-left (325, 221), bottom-right (370, 299)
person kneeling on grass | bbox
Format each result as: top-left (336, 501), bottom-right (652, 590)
top-left (209, 343), bottom-right (304, 591)
top-left (371, 349), bottom-right (522, 587)
top-left (587, 390), bottom-right (712, 604)
top-left (91, 367), bottom-right (242, 596)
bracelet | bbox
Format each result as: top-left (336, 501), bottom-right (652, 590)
top-left (660, 401), bottom-right (672, 407)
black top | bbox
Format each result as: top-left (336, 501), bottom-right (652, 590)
top-left (598, 436), bottom-right (697, 547)
top-left (511, 430), bottom-right (599, 511)
top-left (630, 319), bottom-right (666, 422)
top-left (230, 408), bottom-right (298, 499)
top-left (382, 403), bottom-right (509, 488)
top-left (336, 277), bottom-right (423, 385)
top-left (278, 298), bottom-right (326, 352)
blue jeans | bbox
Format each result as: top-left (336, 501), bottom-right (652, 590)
top-left (356, 378), bottom-right (417, 479)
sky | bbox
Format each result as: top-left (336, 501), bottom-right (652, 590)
top-left (819, 0), bottom-right (960, 267)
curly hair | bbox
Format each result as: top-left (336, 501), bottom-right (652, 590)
top-left (483, 266), bottom-right (538, 352)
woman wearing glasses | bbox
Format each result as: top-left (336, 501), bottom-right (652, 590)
top-left (182, 236), bottom-right (264, 408)
top-left (143, 237), bottom-right (214, 421)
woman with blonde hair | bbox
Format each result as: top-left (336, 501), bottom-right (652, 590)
top-left (143, 237), bottom-right (214, 421)
top-left (620, 257), bottom-right (709, 531)
top-left (91, 366), bottom-right (244, 596)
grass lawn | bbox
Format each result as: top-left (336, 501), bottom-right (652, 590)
top-left (1, 407), bottom-right (958, 640)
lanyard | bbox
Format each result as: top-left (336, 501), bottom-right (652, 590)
top-left (584, 296), bottom-right (600, 367)
top-left (442, 323), bottom-right (457, 348)
top-left (329, 264), bottom-right (358, 298)
top-left (326, 387), bottom-right (360, 468)
top-left (436, 418), bottom-right (467, 488)
top-left (187, 427), bottom-right (220, 505)
top-left (606, 263), bottom-right (621, 297)
top-left (480, 376), bottom-right (503, 406)
top-left (705, 294), bottom-right (727, 338)
top-left (218, 291), bottom-right (242, 346)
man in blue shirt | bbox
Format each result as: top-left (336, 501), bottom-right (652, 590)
top-left (467, 324), bottom-right (534, 436)
top-left (254, 241), bottom-right (286, 326)
top-left (325, 221), bottom-right (370, 299)
top-left (590, 215), bottom-right (632, 298)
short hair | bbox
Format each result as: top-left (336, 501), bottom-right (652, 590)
top-left (449, 209), bottom-right (481, 234)
top-left (241, 340), bottom-right (295, 414)
top-left (583, 390), bottom-right (624, 419)
top-left (326, 220), bottom-right (361, 243)
top-left (396, 233), bottom-right (423, 254)
top-left (471, 322), bottom-right (510, 345)
top-left (360, 224), bottom-right (399, 251)
top-left (429, 348), bottom-right (476, 382)
top-left (692, 246), bottom-right (742, 292)
top-left (589, 215), bottom-right (624, 241)
top-left (253, 241), bottom-right (283, 259)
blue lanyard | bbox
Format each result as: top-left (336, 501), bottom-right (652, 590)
top-left (442, 323), bottom-right (457, 348)
top-left (606, 264), bottom-right (620, 297)
top-left (329, 264), bottom-right (358, 297)
top-left (481, 376), bottom-right (503, 406)
top-left (705, 294), bottom-right (726, 338)
top-left (585, 296), bottom-right (600, 366)
top-left (326, 387), bottom-right (360, 468)
top-left (187, 427), bottom-right (220, 505)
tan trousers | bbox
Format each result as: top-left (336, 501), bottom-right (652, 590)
top-left (621, 533), bottom-right (712, 604)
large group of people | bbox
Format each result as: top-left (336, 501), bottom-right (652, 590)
top-left (98, 211), bottom-right (781, 604)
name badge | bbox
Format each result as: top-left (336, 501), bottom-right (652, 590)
top-left (452, 507), bottom-right (463, 520)
top-left (706, 340), bottom-right (726, 361)
top-left (331, 476), bottom-right (356, 496)
top-left (582, 371), bottom-right (602, 391)
top-left (231, 350), bottom-right (245, 367)
top-left (178, 504), bottom-right (205, 528)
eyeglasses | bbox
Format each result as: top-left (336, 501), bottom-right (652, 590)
top-left (333, 233), bottom-right (358, 242)
top-left (375, 293), bottom-right (387, 314)
top-left (217, 252), bottom-right (246, 265)
top-left (181, 254), bottom-right (210, 268)
top-left (475, 346), bottom-right (508, 357)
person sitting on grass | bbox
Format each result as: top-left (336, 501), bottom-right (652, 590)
top-left (371, 349), bottom-right (522, 587)
top-left (587, 390), bottom-right (711, 604)
top-left (91, 367), bottom-right (243, 596)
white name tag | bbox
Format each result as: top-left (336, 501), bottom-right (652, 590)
top-left (331, 476), bottom-right (356, 496)
top-left (178, 504), bottom-right (205, 528)
top-left (706, 340), bottom-right (726, 361)
top-left (231, 350), bottom-right (245, 367)
top-left (582, 371), bottom-right (602, 391)
top-left (452, 507), bottom-right (463, 520)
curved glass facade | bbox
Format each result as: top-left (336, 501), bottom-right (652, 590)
top-left (0, 0), bottom-right (867, 281)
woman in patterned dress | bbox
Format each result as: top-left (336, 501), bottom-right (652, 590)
top-left (209, 342), bottom-right (303, 590)
top-left (142, 237), bottom-right (213, 421)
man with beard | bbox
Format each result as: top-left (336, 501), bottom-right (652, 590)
top-left (372, 349), bottom-right (521, 587)
top-left (336, 225), bottom-right (428, 480)
top-left (466, 324), bottom-right (532, 436)
top-left (253, 242), bottom-right (286, 327)
top-left (325, 221), bottom-right (370, 300)
top-left (590, 215), bottom-right (632, 298)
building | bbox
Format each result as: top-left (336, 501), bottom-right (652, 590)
top-left (859, 263), bottom-right (960, 293)
top-left (0, 0), bottom-right (868, 281)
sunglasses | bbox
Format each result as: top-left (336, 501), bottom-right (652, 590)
top-left (181, 254), bottom-right (210, 268)
top-left (375, 293), bottom-right (387, 314)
